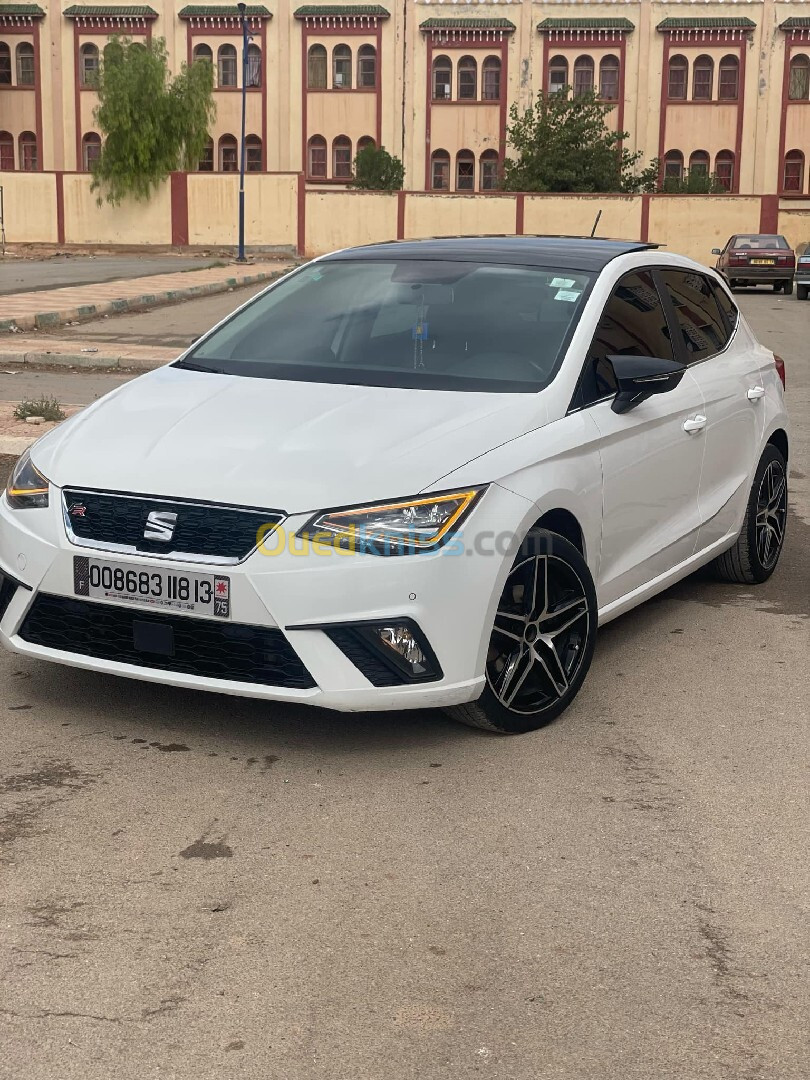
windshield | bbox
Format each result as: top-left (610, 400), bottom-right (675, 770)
top-left (732, 235), bottom-right (789, 250)
top-left (181, 259), bottom-right (593, 393)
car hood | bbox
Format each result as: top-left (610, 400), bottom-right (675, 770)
top-left (33, 366), bottom-right (549, 513)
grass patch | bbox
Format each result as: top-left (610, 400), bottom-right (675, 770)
top-left (13, 396), bottom-right (66, 422)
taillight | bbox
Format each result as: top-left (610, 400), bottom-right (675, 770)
top-left (777, 255), bottom-right (795, 267)
top-left (729, 255), bottom-right (747, 266)
top-left (774, 355), bottom-right (786, 389)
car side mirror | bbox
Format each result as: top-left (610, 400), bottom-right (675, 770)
top-left (607, 355), bottom-right (687, 414)
top-left (711, 248), bottom-right (722, 256)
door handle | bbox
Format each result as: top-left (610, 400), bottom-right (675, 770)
top-left (747, 385), bottom-right (766, 401)
top-left (683, 414), bottom-right (707, 434)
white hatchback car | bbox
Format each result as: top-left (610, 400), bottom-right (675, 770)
top-left (0, 238), bottom-right (789, 734)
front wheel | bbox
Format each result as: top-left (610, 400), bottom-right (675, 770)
top-left (711, 443), bottom-right (788, 584)
top-left (446, 531), bottom-right (598, 734)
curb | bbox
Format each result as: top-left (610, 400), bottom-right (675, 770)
top-left (1, 351), bottom-right (175, 371)
top-left (0, 266), bottom-right (288, 335)
top-left (0, 435), bottom-right (39, 455)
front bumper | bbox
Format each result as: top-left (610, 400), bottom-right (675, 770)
top-left (0, 483), bottom-right (532, 712)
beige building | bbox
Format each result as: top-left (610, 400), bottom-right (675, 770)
top-left (1, 0), bottom-right (809, 196)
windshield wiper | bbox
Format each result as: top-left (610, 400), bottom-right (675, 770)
top-left (173, 359), bottom-right (228, 374)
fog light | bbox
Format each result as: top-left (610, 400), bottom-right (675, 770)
top-left (375, 624), bottom-right (430, 676)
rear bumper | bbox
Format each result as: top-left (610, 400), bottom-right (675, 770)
top-left (724, 267), bottom-right (794, 283)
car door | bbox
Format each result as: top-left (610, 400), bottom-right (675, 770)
top-left (658, 270), bottom-right (765, 550)
top-left (571, 268), bottom-right (707, 609)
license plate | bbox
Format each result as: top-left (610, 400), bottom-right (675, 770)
top-left (73, 556), bottom-right (230, 618)
top-left (750, 259), bottom-right (775, 265)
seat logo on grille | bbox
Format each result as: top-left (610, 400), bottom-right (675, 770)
top-left (144, 511), bottom-right (178, 542)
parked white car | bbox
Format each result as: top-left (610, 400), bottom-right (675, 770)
top-left (0, 238), bottom-right (789, 734)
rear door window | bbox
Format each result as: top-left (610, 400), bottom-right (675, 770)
top-left (578, 269), bottom-right (674, 407)
top-left (711, 280), bottom-right (739, 334)
top-left (660, 270), bottom-right (730, 364)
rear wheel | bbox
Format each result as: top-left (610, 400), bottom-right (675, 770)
top-left (446, 531), bottom-right (597, 734)
top-left (798, 284), bottom-right (809, 301)
top-left (711, 444), bottom-right (787, 584)
top-left (783, 280), bottom-right (794, 295)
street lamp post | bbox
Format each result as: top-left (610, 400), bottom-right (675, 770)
top-left (236, 1), bottom-right (250, 262)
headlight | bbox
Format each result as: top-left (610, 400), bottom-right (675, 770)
top-left (298, 488), bottom-right (484, 555)
top-left (5, 450), bottom-right (50, 509)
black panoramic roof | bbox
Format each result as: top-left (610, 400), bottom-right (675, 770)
top-left (322, 235), bottom-right (658, 271)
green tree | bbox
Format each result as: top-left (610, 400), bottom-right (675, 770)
top-left (350, 144), bottom-right (405, 191)
top-left (91, 37), bottom-right (215, 205)
top-left (661, 170), bottom-right (727, 194)
top-left (501, 88), bottom-right (657, 194)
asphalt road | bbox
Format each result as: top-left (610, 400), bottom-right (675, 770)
top-left (0, 255), bottom-right (222, 296)
top-left (0, 293), bottom-right (807, 1080)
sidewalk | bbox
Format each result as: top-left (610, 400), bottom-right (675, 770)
top-left (0, 260), bottom-right (293, 333)
top-left (0, 335), bottom-right (176, 370)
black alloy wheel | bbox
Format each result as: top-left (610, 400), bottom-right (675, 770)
top-left (447, 531), bottom-right (598, 734)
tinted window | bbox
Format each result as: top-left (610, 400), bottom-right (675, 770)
top-left (711, 280), bottom-right (739, 332)
top-left (184, 260), bottom-right (593, 394)
top-left (579, 270), bottom-right (673, 406)
top-left (661, 270), bottom-right (729, 363)
top-left (732, 235), bottom-right (789, 250)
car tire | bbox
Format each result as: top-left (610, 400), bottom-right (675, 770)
top-left (711, 443), bottom-right (788, 585)
top-left (798, 284), bottom-right (809, 301)
top-left (728, 280), bottom-right (737, 291)
top-left (773, 282), bottom-right (781, 292)
top-left (783, 280), bottom-right (794, 295)
top-left (446, 530), bottom-right (598, 734)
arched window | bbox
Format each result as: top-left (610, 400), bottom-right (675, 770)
top-left (788, 54), bottom-right (810, 101)
top-left (548, 55), bottom-right (568, 94)
top-left (599, 55), bottom-right (619, 101)
top-left (81, 132), bottom-right (101, 172)
top-left (664, 149), bottom-right (684, 181)
top-left (0, 131), bottom-right (14, 170)
top-left (573, 55), bottom-right (594, 97)
top-left (689, 150), bottom-right (710, 177)
top-left (456, 149), bottom-right (474, 191)
top-left (307, 44), bottom-right (326, 89)
top-left (0, 43), bottom-right (10, 85)
top-left (246, 43), bottom-right (261, 87)
top-left (16, 42), bottom-right (34, 85)
top-left (19, 131), bottom-right (37, 171)
top-left (333, 44), bottom-right (351, 89)
top-left (332, 135), bottom-right (352, 178)
top-left (218, 134), bottom-right (238, 171)
top-left (692, 55), bottom-right (713, 100)
top-left (307, 135), bottom-right (327, 178)
top-left (458, 56), bottom-right (477, 100)
top-left (356, 135), bottom-right (375, 154)
top-left (357, 44), bottom-right (375, 88)
top-left (431, 149), bottom-right (450, 190)
top-left (197, 136), bottom-right (214, 171)
top-left (217, 44), bottom-right (237, 87)
top-left (715, 150), bottom-right (735, 191)
top-left (246, 134), bottom-right (262, 171)
top-left (432, 55), bottom-right (451, 100)
top-left (482, 56), bottom-right (501, 101)
top-left (479, 149), bottom-right (498, 191)
top-left (783, 150), bottom-right (805, 193)
top-left (718, 55), bottom-right (739, 101)
top-left (668, 55), bottom-right (688, 100)
top-left (193, 43), bottom-right (213, 65)
top-left (79, 43), bottom-right (99, 87)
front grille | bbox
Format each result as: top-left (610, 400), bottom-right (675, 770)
top-left (0, 575), bottom-right (18, 622)
top-left (20, 595), bottom-right (316, 690)
top-left (63, 489), bottom-right (283, 563)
